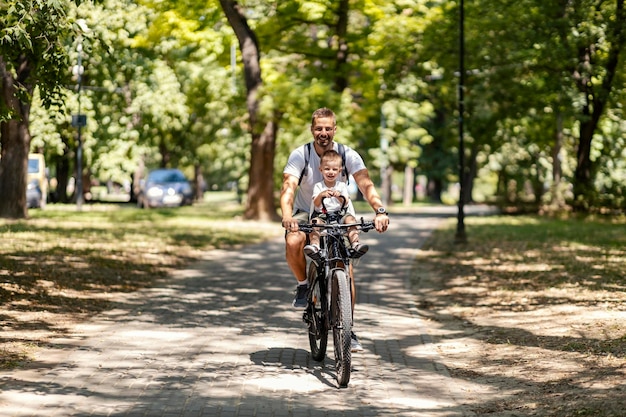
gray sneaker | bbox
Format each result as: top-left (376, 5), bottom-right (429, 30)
top-left (351, 243), bottom-right (369, 259)
top-left (304, 244), bottom-right (322, 261)
top-left (292, 284), bottom-right (309, 308)
top-left (350, 332), bottom-right (364, 352)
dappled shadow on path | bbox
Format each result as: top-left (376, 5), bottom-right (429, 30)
top-left (3, 210), bottom-right (483, 416)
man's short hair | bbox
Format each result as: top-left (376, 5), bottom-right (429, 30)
top-left (311, 108), bottom-right (336, 126)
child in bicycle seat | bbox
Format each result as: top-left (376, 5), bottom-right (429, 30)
top-left (303, 149), bottom-right (369, 261)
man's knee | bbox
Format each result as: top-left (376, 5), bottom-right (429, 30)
top-left (285, 231), bottom-right (305, 245)
top-left (285, 232), bottom-right (306, 260)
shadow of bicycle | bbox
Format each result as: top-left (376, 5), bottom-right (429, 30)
top-left (250, 347), bottom-right (343, 388)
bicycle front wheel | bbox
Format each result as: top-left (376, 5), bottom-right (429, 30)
top-left (307, 262), bottom-right (328, 361)
top-left (331, 268), bottom-right (352, 387)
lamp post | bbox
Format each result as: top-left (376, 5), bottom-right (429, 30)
top-left (455, 0), bottom-right (467, 243)
top-left (72, 29), bottom-right (87, 210)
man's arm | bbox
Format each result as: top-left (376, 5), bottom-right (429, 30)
top-left (280, 173), bottom-right (300, 230)
top-left (353, 169), bottom-right (383, 211)
top-left (353, 169), bottom-right (389, 232)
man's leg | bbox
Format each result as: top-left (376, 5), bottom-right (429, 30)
top-left (286, 231), bottom-right (308, 308)
top-left (286, 211), bottom-right (310, 308)
top-left (285, 231), bottom-right (307, 282)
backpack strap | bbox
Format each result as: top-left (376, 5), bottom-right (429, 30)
top-left (337, 143), bottom-right (349, 185)
top-left (297, 142), bottom-right (312, 186)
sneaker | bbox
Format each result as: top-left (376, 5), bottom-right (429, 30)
top-left (351, 242), bottom-right (369, 258)
top-left (292, 283), bottom-right (309, 308)
top-left (304, 244), bottom-right (322, 261)
top-left (351, 332), bottom-right (364, 352)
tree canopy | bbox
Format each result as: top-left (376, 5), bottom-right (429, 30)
top-left (0, 0), bottom-right (624, 219)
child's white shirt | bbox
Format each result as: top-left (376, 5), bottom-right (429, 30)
top-left (310, 180), bottom-right (355, 217)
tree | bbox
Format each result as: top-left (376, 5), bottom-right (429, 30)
top-left (0, 0), bottom-right (76, 218)
top-left (219, 0), bottom-right (280, 221)
top-left (415, 0), bottom-right (626, 211)
top-left (570, 0), bottom-right (625, 207)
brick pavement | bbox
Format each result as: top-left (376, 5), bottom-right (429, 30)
top-left (1, 211), bottom-right (476, 417)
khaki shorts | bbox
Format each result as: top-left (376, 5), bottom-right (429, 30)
top-left (292, 210), bottom-right (310, 223)
top-left (284, 210), bottom-right (311, 240)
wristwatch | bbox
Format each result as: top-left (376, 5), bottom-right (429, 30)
top-left (376, 207), bottom-right (388, 215)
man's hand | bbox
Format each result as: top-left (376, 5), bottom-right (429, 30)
top-left (282, 216), bottom-right (300, 233)
top-left (374, 213), bottom-right (389, 233)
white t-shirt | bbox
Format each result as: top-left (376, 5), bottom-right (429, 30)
top-left (283, 142), bottom-right (366, 214)
top-left (311, 180), bottom-right (355, 216)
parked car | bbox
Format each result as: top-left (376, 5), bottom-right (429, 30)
top-left (27, 154), bottom-right (47, 208)
top-left (137, 168), bottom-right (193, 208)
top-left (26, 179), bottom-right (43, 208)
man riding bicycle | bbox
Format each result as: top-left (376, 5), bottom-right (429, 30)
top-left (280, 107), bottom-right (389, 351)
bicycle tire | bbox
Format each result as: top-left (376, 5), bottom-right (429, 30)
top-left (331, 268), bottom-right (352, 387)
top-left (307, 262), bottom-right (328, 361)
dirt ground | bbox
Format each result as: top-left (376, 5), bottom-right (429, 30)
top-left (411, 259), bottom-right (626, 417)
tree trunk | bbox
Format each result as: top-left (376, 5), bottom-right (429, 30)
top-left (220, 0), bottom-right (279, 221)
top-left (462, 144), bottom-right (478, 205)
top-left (0, 57), bottom-right (32, 219)
top-left (159, 140), bottom-right (171, 168)
top-left (426, 177), bottom-right (442, 203)
top-left (333, 0), bottom-right (350, 92)
top-left (54, 150), bottom-right (71, 203)
top-left (381, 165), bottom-right (393, 207)
top-left (194, 163), bottom-right (205, 202)
top-left (550, 112), bottom-right (566, 208)
top-left (0, 120), bottom-right (29, 218)
top-left (130, 158), bottom-right (145, 204)
top-left (403, 165), bottom-right (414, 206)
top-left (244, 113), bottom-right (280, 221)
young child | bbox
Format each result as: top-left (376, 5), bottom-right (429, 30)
top-left (303, 149), bottom-right (369, 260)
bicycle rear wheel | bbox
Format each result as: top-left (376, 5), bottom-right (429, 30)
top-left (307, 262), bottom-right (328, 361)
top-left (331, 268), bottom-right (352, 387)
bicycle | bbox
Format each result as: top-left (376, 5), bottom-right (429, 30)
top-left (299, 209), bottom-right (375, 387)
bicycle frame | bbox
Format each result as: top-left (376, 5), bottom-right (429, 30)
top-left (300, 215), bottom-right (374, 387)
top-left (301, 214), bottom-right (374, 294)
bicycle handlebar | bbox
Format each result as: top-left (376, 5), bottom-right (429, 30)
top-left (297, 218), bottom-right (376, 234)
top-left (320, 194), bottom-right (347, 214)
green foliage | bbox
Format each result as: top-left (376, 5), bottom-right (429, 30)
top-left (0, 0), bottom-right (76, 117)
top-left (8, 0), bottom-right (625, 212)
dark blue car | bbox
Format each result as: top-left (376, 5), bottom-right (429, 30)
top-left (137, 168), bottom-right (193, 208)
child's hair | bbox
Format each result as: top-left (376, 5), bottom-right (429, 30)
top-left (320, 149), bottom-right (342, 166)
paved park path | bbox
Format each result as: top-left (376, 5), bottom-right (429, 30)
top-left (1, 208), bottom-right (483, 417)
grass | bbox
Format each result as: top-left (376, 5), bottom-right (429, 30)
top-left (419, 216), bottom-right (626, 358)
top-left (0, 192), bottom-right (282, 368)
top-left (421, 214), bottom-right (626, 294)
